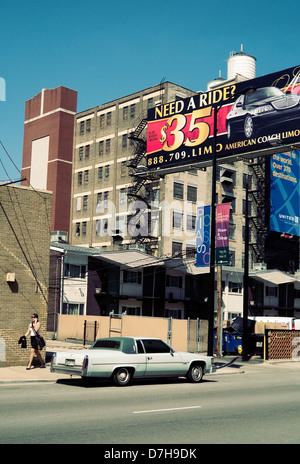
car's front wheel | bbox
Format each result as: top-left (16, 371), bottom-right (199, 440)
top-left (244, 115), bottom-right (254, 138)
top-left (112, 367), bottom-right (132, 386)
top-left (187, 363), bottom-right (204, 383)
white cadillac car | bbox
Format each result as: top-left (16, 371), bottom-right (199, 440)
top-left (50, 337), bottom-right (215, 386)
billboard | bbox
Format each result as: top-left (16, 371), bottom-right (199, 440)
top-left (270, 150), bottom-right (300, 236)
top-left (146, 65), bottom-right (300, 169)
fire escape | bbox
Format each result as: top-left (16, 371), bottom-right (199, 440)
top-left (248, 157), bottom-right (268, 264)
top-left (127, 117), bottom-right (160, 254)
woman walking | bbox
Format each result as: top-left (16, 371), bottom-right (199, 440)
top-left (24, 313), bottom-right (45, 369)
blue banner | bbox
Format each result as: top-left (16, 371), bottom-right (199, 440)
top-left (196, 206), bottom-right (211, 267)
top-left (270, 150), bottom-right (300, 236)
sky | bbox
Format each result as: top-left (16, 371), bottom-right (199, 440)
top-left (0, 0), bottom-right (299, 182)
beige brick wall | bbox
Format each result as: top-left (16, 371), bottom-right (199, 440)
top-left (0, 184), bottom-right (52, 366)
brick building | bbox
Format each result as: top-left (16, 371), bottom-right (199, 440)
top-left (0, 184), bottom-right (52, 366)
top-left (21, 86), bottom-right (77, 237)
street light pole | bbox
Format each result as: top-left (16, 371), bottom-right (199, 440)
top-left (242, 180), bottom-right (249, 361)
top-left (207, 106), bottom-right (218, 357)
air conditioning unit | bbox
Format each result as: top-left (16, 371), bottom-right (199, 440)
top-left (6, 273), bottom-right (16, 282)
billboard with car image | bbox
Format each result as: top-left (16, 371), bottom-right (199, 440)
top-left (146, 66), bottom-right (300, 169)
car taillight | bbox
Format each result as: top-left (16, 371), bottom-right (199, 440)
top-left (82, 355), bottom-right (89, 375)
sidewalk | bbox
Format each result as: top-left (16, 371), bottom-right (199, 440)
top-left (1, 339), bottom-right (299, 384)
top-left (0, 339), bottom-right (87, 384)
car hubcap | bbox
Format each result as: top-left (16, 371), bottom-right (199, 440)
top-left (192, 366), bottom-right (202, 381)
top-left (244, 117), bottom-right (253, 138)
top-left (118, 369), bottom-right (128, 382)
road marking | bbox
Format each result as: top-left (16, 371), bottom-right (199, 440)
top-left (133, 406), bottom-right (202, 414)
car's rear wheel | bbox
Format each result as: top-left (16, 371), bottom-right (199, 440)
top-left (244, 115), bottom-right (254, 138)
top-left (112, 367), bottom-right (132, 386)
top-left (187, 363), bottom-right (204, 383)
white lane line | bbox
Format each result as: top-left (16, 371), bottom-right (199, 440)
top-left (133, 406), bottom-right (202, 414)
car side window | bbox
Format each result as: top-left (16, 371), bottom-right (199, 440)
top-left (142, 339), bottom-right (170, 354)
top-left (136, 340), bottom-right (145, 354)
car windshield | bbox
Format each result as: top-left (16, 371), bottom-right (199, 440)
top-left (92, 340), bottom-right (121, 350)
top-left (246, 87), bottom-right (284, 104)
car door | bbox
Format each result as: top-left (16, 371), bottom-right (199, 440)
top-left (141, 339), bottom-right (187, 377)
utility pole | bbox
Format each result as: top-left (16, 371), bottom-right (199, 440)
top-left (216, 183), bottom-right (223, 357)
top-left (242, 180), bottom-right (249, 361)
top-left (207, 106), bottom-right (219, 356)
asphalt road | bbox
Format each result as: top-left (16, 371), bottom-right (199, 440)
top-left (1, 364), bottom-right (300, 445)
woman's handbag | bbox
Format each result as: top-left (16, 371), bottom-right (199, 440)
top-left (37, 336), bottom-right (46, 350)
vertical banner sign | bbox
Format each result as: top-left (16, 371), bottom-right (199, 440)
top-left (216, 203), bottom-right (230, 265)
top-left (196, 206), bottom-right (211, 267)
top-left (270, 150), bottom-right (300, 236)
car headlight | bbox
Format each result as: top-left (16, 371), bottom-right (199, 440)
top-left (254, 104), bottom-right (273, 115)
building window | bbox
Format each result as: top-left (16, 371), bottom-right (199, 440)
top-left (86, 119), bottom-right (91, 133)
top-left (173, 182), bottom-right (184, 200)
top-left (243, 173), bottom-right (252, 190)
top-left (186, 245), bottom-right (196, 257)
top-left (107, 112), bottom-right (112, 126)
top-left (130, 104), bottom-right (136, 119)
top-left (166, 275), bottom-right (183, 288)
top-left (64, 264), bottom-right (86, 279)
top-left (99, 114), bottom-right (105, 128)
top-left (172, 241), bottom-right (182, 257)
top-left (106, 139), bottom-right (111, 154)
top-left (123, 270), bottom-right (142, 284)
top-left (98, 166), bottom-right (103, 181)
top-left (79, 147), bottom-right (83, 161)
top-left (266, 286), bottom-right (278, 297)
top-left (120, 188), bottom-right (127, 205)
top-left (187, 185), bottom-right (197, 203)
top-left (229, 224), bottom-right (236, 239)
top-left (85, 145), bottom-right (90, 159)
top-left (75, 222), bottom-right (80, 236)
top-left (62, 303), bottom-right (84, 315)
top-left (76, 197), bottom-right (81, 211)
top-left (147, 98), bottom-right (154, 109)
top-left (96, 194), bottom-right (103, 213)
top-left (228, 281), bottom-right (242, 293)
top-left (99, 141), bottom-right (104, 156)
top-left (82, 221), bottom-right (87, 236)
top-left (121, 161), bottom-right (127, 176)
top-left (80, 121), bottom-right (85, 135)
top-left (123, 106), bottom-right (128, 120)
top-left (122, 134), bottom-right (127, 149)
top-left (104, 191), bottom-right (109, 207)
top-left (84, 170), bottom-right (89, 184)
top-left (243, 199), bottom-right (252, 216)
top-left (186, 214), bottom-right (196, 231)
top-left (173, 211), bottom-right (183, 230)
top-left (105, 165), bottom-right (110, 179)
top-left (122, 306), bottom-right (141, 316)
top-left (78, 172), bottom-right (82, 186)
top-left (83, 195), bottom-right (88, 211)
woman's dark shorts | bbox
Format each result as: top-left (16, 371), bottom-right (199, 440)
top-left (30, 336), bottom-right (38, 350)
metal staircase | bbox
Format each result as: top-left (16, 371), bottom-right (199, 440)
top-left (248, 158), bottom-right (268, 263)
top-left (126, 116), bottom-right (160, 253)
